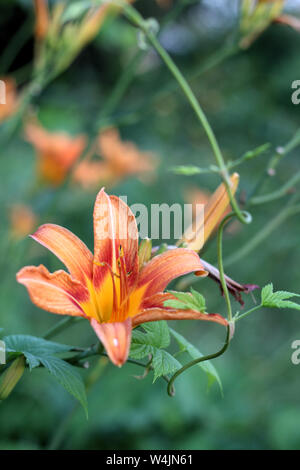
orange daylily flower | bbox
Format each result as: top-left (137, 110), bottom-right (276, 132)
top-left (17, 188), bottom-right (227, 367)
top-left (0, 77), bottom-right (18, 122)
top-left (25, 120), bottom-right (86, 186)
top-left (74, 128), bottom-right (156, 189)
top-left (9, 204), bottom-right (37, 240)
top-left (179, 173), bottom-right (239, 252)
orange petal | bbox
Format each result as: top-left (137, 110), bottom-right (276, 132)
top-left (137, 248), bottom-right (207, 299)
top-left (31, 224), bottom-right (93, 284)
top-left (133, 308), bottom-right (228, 327)
top-left (90, 317), bottom-right (132, 367)
top-left (16, 265), bottom-right (88, 316)
top-left (93, 188), bottom-right (138, 288)
top-left (180, 173), bottom-right (239, 251)
top-left (141, 292), bottom-right (175, 309)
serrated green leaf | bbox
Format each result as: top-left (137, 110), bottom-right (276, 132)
top-left (261, 284), bottom-right (300, 310)
top-left (170, 328), bottom-right (222, 393)
top-left (166, 289), bottom-right (206, 312)
top-left (4, 335), bottom-right (73, 370)
top-left (3, 335), bottom-right (87, 415)
top-left (152, 350), bottom-right (181, 382)
top-left (130, 330), bottom-right (153, 360)
top-left (141, 321), bottom-right (170, 349)
top-left (129, 324), bottom-right (182, 382)
top-left (164, 299), bottom-right (192, 310)
top-left (39, 356), bottom-right (88, 417)
top-left (130, 322), bottom-right (170, 359)
top-left (190, 288), bottom-right (206, 311)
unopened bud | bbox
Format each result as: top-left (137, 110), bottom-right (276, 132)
top-left (138, 238), bottom-right (152, 268)
top-left (0, 356), bottom-right (25, 400)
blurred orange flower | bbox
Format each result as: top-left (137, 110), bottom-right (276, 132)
top-left (156, 0), bottom-right (173, 8)
top-left (10, 204), bottom-right (37, 240)
top-left (0, 77), bottom-right (18, 122)
top-left (25, 120), bottom-right (86, 186)
top-left (74, 128), bottom-right (156, 189)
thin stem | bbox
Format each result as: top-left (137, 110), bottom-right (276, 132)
top-left (96, 50), bottom-right (144, 127)
top-left (167, 325), bottom-right (230, 397)
top-left (43, 317), bottom-right (82, 340)
top-left (224, 199), bottom-right (300, 267)
top-left (217, 213), bottom-right (235, 321)
top-left (247, 128), bottom-right (300, 203)
top-left (121, 3), bottom-right (248, 225)
top-left (249, 169), bottom-right (300, 206)
top-left (234, 304), bottom-right (262, 322)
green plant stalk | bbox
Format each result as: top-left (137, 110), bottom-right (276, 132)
top-left (248, 128), bottom-right (300, 203)
top-left (121, 3), bottom-right (248, 225)
top-left (224, 201), bottom-right (300, 267)
top-left (43, 317), bottom-right (83, 340)
top-left (249, 169), bottom-right (300, 206)
top-left (167, 325), bottom-right (230, 397)
top-left (234, 304), bottom-right (262, 322)
top-left (217, 213), bottom-right (236, 321)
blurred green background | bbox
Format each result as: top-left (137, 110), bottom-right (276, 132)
top-left (1, 0), bottom-right (300, 450)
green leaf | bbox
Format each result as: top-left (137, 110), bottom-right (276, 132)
top-left (170, 328), bottom-right (223, 393)
top-left (261, 284), bottom-right (300, 310)
top-left (141, 321), bottom-right (170, 349)
top-left (3, 335), bottom-right (87, 415)
top-left (165, 289), bottom-right (206, 312)
top-left (129, 323), bottom-right (182, 382)
top-left (130, 330), bottom-right (154, 360)
top-left (170, 165), bottom-right (204, 175)
top-left (190, 288), bottom-right (206, 311)
top-left (151, 350), bottom-right (181, 383)
top-left (39, 357), bottom-right (88, 417)
top-left (4, 335), bottom-right (73, 369)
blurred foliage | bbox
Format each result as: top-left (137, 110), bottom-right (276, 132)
top-left (1, 0), bottom-right (300, 450)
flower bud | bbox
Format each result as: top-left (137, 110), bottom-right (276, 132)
top-left (0, 356), bottom-right (25, 400)
top-left (138, 238), bottom-right (152, 269)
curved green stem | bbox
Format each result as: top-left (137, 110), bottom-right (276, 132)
top-left (224, 200), bottom-right (300, 267)
top-left (234, 304), bottom-right (262, 322)
top-left (167, 325), bottom-right (230, 397)
top-left (247, 128), bottom-right (300, 203)
top-left (249, 170), bottom-right (300, 206)
top-left (217, 211), bottom-right (251, 320)
top-left (121, 2), bottom-right (248, 225)
top-left (217, 214), bottom-right (234, 321)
